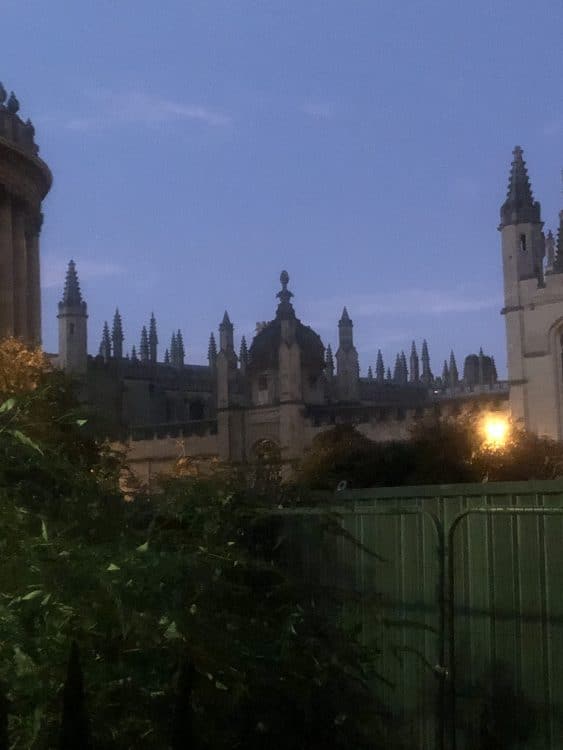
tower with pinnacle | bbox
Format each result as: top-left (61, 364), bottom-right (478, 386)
top-left (57, 260), bottom-right (88, 374)
top-left (500, 146), bottom-right (563, 438)
top-left (335, 307), bottom-right (359, 401)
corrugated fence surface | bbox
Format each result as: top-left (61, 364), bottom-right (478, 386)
top-left (275, 480), bottom-right (563, 749)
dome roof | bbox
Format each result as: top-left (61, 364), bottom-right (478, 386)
top-left (248, 317), bottom-right (325, 374)
top-left (247, 271), bottom-right (325, 374)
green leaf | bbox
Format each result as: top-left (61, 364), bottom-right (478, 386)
top-left (14, 646), bottom-right (36, 676)
top-left (76, 419), bottom-right (87, 427)
top-left (21, 589), bottom-right (43, 601)
top-left (163, 621), bottom-right (181, 640)
top-left (106, 563), bottom-right (120, 572)
top-left (41, 520), bottom-right (48, 541)
top-left (41, 593), bottom-right (51, 606)
top-left (0, 398), bottom-right (16, 414)
top-left (8, 429), bottom-right (43, 454)
top-left (136, 541), bottom-right (149, 552)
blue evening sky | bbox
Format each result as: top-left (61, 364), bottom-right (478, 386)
top-left (4, 0), bottom-right (562, 375)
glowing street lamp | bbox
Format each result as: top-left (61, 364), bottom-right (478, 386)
top-left (482, 415), bottom-right (510, 449)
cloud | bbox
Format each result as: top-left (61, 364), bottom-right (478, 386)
top-left (302, 100), bottom-right (334, 119)
top-left (42, 255), bottom-right (125, 290)
top-left (304, 288), bottom-right (500, 329)
top-left (60, 90), bottom-right (230, 132)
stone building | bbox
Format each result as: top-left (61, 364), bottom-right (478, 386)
top-left (17, 87), bottom-right (563, 482)
top-left (500, 146), bottom-right (563, 438)
top-left (0, 85), bottom-right (51, 347)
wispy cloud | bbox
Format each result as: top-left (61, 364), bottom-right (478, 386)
top-left (42, 255), bottom-right (125, 290)
top-left (302, 100), bottom-right (334, 120)
top-left (304, 288), bottom-right (500, 329)
top-left (58, 89), bottom-right (230, 132)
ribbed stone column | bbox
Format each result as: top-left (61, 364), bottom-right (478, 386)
top-left (12, 202), bottom-right (28, 342)
top-left (0, 191), bottom-right (14, 338)
top-left (26, 213), bottom-right (42, 346)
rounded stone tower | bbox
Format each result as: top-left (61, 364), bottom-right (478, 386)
top-left (0, 83), bottom-right (52, 347)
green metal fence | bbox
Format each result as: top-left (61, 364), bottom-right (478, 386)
top-left (271, 480), bottom-right (563, 750)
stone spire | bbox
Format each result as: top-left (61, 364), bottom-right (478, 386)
top-left (131, 345), bottom-right (138, 362)
top-left (449, 351), bottom-right (459, 386)
top-left (219, 311), bottom-right (234, 352)
top-left (239, 335), bottom-right (248, 375)
top-left (148, 313), bottom-right (158, 363)
top-left (140, 326), bottom-right (149, 362)
top-left (336, 307), bottom-right (359, 400)
top-left (276, 270), bottom-right (295, 320)
top-left (441, 359), bottom-right (449, 384)
top-left (375, 350), bottom-right (384, 383)
top-left (409, 341), bottom-right (419, 383)
top-left (176, 330), bottom-right (185, 367)
top-left (111, 308), bottom-right (123, 359)
top-left (164, 348), bottom-right (170, 365)
top-left (400, 351), bottom-right (408, 384)
top-left (61, 260), bottom-right (84, 307)
top-left (99, 321), bottom-right (111, 361)
top-left (170, 332), bottom-right (177, 365)
top-left (385, 366), bottom-right (392, 382)
top-left (367, 365), bottom-right (373, 380)
top-left (208, 332), bottom-right (217, 369)
top-left (500, 146), bottom-right (541, 227)
top-left (421, 339), bottom-right (432, 385)
top-left (393, 353), bottom-right (401, 383)
top-left (325, 344), bottom-right (334, 377)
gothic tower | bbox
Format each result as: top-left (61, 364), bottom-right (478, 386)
top-left (0, 84), bottom-right (52, 346)
top-left (57, 260), bottom-right (88, 374)
top-left (335, 307), bottom-right (359, 400)
top-left (500, 147), bottom-right (563, 437)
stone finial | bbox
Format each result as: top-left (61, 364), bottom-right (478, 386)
top-left (500, 145), bottom-right (541, 226)
top-left (6, 91), bottom-right (19, 114)
top-left (140, 326), bottom-right (149, 362)
top-left (100, 322), bottom-right (111, 361)
top-left (339, 306), bottom-right (352, 326)
top-left (164, 348), bottom-right (170, 365)
top-left (421, 339), bottom-right (433, 384)
top-left (61, 260), bottom-right (84, 307)
top-left (449, 351), bottom-right (459, 385)
top-left (176, 330), bottom-right (185, 366)
top-left (385, 366), bottom-right (392, 382)
top-left (441, 360), bottom-right (449, 383)
top-left (276, 270), bottom-right (295, 319)
top-left (239, 335), bottom-right (248, 374)
top-left (0, 83), bottom-right (6, 105)
top-left (409, 341), bottom-right (419, 383)
top-left (149, 313), bottom-right (158, 362)
top-left (367, 365), bottom-right (373, 380)
top-left (376, 350), bottom-right (384, 383)
top-left (131, 345), bottom-right (138, 362)
top-left (221, 311), bottom-right (232, 327)
top-left (208, 332), bottom-right (217, 368)
top-left (111, 309), bottom-right (124, 359)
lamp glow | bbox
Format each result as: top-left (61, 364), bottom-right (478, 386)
top-left (482, 416), bottom-right (509, 448)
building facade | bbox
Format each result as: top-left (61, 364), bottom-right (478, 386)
top-left (17, 88), bottom-right (563, 481)
top-left (0, 85), bottom-right (51, 347)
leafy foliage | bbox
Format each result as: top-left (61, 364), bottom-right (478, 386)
top-left (299, 416), bottom-right (563, 489)
top-left (0, 343), bottom-right (403, 748)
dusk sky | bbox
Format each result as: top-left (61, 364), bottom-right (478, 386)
top-left (4, 0), bottom-right (562, 375)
